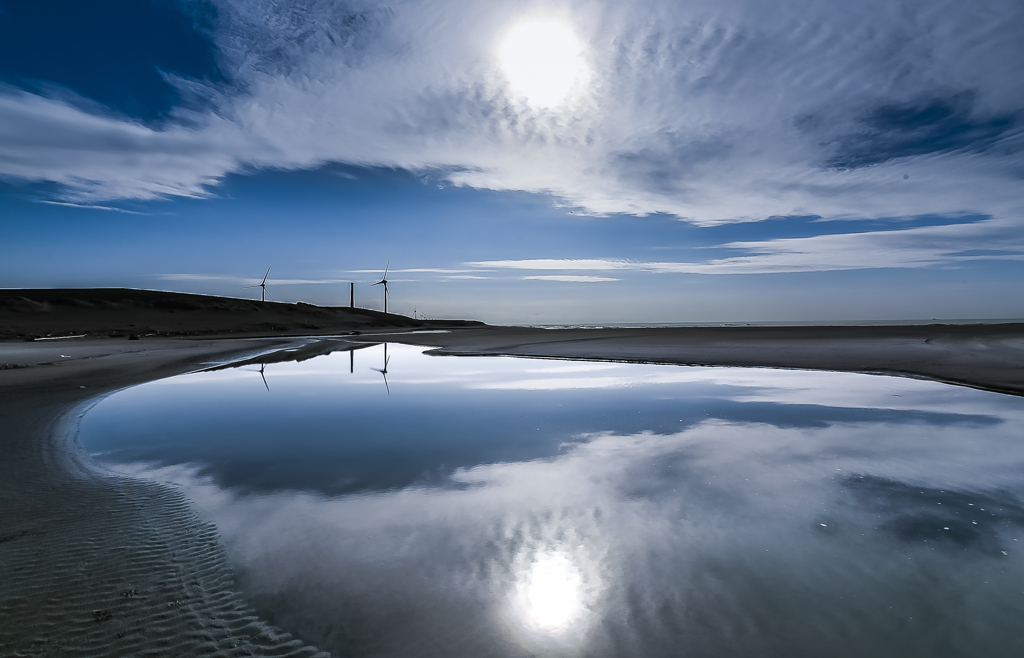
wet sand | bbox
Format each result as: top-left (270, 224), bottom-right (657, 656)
top-left (3, 317), bottom-right (1023, 655)
top-left (379, 323), bottom-right (1024, 397)
top-left (0, 336), bottom-right (335, 656)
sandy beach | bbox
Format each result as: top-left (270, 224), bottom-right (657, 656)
top-left (2, 291), bottom-right (1023, 655)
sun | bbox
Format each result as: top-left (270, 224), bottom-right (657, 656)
top-left (498, 19), bottom-right (588, 109)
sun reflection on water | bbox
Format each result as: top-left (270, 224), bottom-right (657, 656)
top-left (516, 551), bottom-right (584, 632)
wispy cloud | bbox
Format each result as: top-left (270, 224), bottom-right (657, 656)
top-left (0, 0), bottom-right (1019, 230)
top-left (469, 219), bottom-right (1024, 275)
top-left (347, 268), bottom-right (486, 274)
top-left (469, 259), bottom-right (633, 271)
top-left (523, 275), bottom-right (619, 282)
top-left (159, 273), bottom-right (350, 285)
top-left (38, 200), bottom-right (149, 215)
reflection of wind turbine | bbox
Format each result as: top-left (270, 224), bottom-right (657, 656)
top-left (242, 266), bottom-right (273, 301)
top-left (371, 343), bottom-right (390, 395)
top-left (242, 362), bottom-right (270, 391)
top-left (370, 261), bottom-right (390, 313)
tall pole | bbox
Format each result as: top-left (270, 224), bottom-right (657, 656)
top-left (349, 282), bottom-right (354, 308)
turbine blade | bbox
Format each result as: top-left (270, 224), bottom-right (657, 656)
top-left (260, 370), bottom-right (269, 392)
top-left (262, 266), bottom-right (271, 285)
top-left (371, 281), bottom-right (383, 286)
top-left (382, 373), bottom-right (390, 395)
top-left (266, 289), bottom-right (275, 302)
top-left (383, 260), bottom-right (389, 278)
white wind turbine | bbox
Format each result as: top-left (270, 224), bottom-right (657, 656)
top-left (370, 261), bottom-right (390, 313)
top-left (242, 266), bottom-right (273, 302)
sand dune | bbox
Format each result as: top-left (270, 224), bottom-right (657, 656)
top-left (0, 288), bottom-right (483, 341)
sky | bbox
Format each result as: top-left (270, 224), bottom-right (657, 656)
top-left (1, 0), bottom-right (1022, 324)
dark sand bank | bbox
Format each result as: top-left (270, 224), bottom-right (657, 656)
top-left (0, 288), bottom-right (483, 341)
top-left (377, 323), bottom-right (1024, 397)
top-left (0, 336), bottom-right (337, 656)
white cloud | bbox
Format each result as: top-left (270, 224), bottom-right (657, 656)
top-left (0, 0), bottom-right (1021, 231)
top-left (38, 200), bottom-right (149, 214)
top-left (159, 273), bottom-right (350, 285)
top-left (523, 275), bottom-right (619, 282)
top-left (472, 259), bottom-right (633, 271)
top-left (347, 268), bottom-right (485, 274)
top-left (468, 218), bottom-right (1024, 274)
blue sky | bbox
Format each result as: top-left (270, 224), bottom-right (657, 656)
top-left (0, 0), bottom-right (1022, 323)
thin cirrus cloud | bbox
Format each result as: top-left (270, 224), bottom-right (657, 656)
top-left (159, 274), bottom-right (349, 286)
top-left (523, 275), bottom-right (620, 283)
top-left (346, 268), bottom-right (486, 274)
top-left (0, 0), bottom-right (1020, 230)
top-left (39, 200), bottom-right (150, 215)
top-left (467, 219), bottom-right (1024, 275)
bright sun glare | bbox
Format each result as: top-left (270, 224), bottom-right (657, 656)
top-left (498, 20), bottom-right (587, 109)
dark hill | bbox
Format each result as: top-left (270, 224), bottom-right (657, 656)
top-left (0, 288), bottom-right (485, 340)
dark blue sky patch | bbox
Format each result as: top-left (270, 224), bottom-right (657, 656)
top-left (825, 93), bottom-right (1017, 170)
top-left (0, 0), bottom-right (223, 122)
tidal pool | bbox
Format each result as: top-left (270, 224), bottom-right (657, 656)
top-left (80, 342), bottom-right (1024, 657)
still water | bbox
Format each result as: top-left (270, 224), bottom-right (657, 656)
top-left (80, 342), bottom-right (1024, 657)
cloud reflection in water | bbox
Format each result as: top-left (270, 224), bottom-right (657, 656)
top-left (89, 344), bottom-right (1024, 657)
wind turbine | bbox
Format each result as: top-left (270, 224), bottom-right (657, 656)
top-left (370, 261), bottom-right (390, 313)
top-left (371, 343), bottom-right (390, 395)
top-left (243, 266), bottom-right (273, 302)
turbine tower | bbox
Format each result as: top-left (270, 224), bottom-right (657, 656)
top-left (370, 261), bottom-right (390, 313)
top-left (243, 266), bottom-right (273, 302)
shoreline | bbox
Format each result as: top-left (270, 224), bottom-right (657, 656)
top-left (3, 321), bottom-right (1024, 654)
top-left (377, 322), bottom-right (1024, 397)
top-left (0, 336), bottom-right (334, 656)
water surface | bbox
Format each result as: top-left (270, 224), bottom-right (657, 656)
top-left (81, 342), bottom-right (1024, 657)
